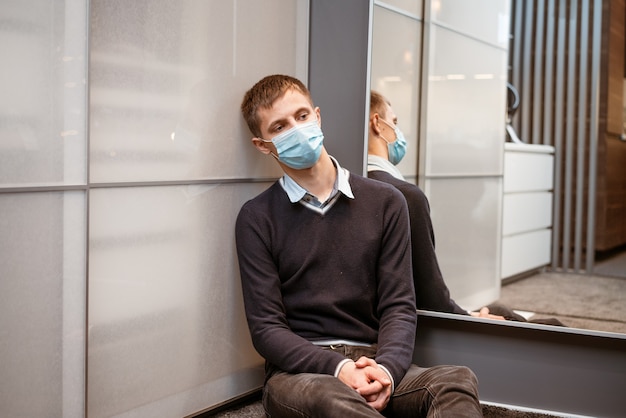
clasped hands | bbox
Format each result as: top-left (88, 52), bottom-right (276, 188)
top-left (338, 356), bottom-right (392, 411)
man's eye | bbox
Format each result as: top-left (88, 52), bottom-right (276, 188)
top-left (298, 113), bottom-right (309, 120)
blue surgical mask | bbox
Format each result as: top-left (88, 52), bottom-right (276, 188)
top-left (380, 119), bottom-right (408, 165)
top-left (262, 120), bottom-right (324, 169)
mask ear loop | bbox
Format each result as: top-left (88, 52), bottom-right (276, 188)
top-left (378, 118), bottom-right (400, 143)
top-left (379, 133), bottom-right (392, 145)
top-left (371, 114), bottom-right (389, 145)
top-left (258, 138), bottom-right (280, 161)
top-left (253, 136), bottom-right (280, 162)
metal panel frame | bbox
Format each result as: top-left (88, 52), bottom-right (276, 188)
top-left (551, 0), bottom-right (567, 270)
top-left (414, 310), bottom-right (626, 418)
top-left (532, 1), bottom-right (545, 145)
top-left (309, 0), bottom-right (373, 175)
top-left (585, 0), bottom-right (602, 272)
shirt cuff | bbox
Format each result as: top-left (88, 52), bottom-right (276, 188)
top-left (334, 359), bottom-right (353, 378)
top-left (378, 364), bottom-right (395, 394)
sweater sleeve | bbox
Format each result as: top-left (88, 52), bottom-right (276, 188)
top-left (372, 186), bottom-right (418, 384)
top-left (368, 171), bottom-right (467, 315)
top-left (235, 201), bottom-right (347, 376)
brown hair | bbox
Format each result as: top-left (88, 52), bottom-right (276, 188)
top-left (370, 90), bottom-right (390, 118)
top-left (241, 74), bottom-right (313, 137)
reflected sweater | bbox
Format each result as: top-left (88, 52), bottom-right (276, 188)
top-left (368, 164), bottom-right (467, 315)
top-left (235, 172), bottom-right (417, 385)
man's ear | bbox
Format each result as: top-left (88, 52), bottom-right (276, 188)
top-left (370, 114), bottom-right (382, 136)
top-left (251, 137), bottom-right (271, 155)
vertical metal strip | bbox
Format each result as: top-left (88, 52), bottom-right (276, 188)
top-left (562, 0), bottom-right (578, 270)
top-left (532, 0), bottom-right (545, 145)
top-left (511, 0), bottom-right (524, 135)
top-left (574, 0), bottom-right (590, 271)
top-left (586, 0), bottom-right (602, 272)
top-left (363, 0), bottom-right (374, 175)
top-left (543, 0), bottom-right (556, 148)
top-left (551, 0), bottom-right (567, 270)
top-left (85, 0), bottom-right (92, 413)
top-left (417, 0), bottom-right (431, 189)
top-left (521, 0), bottom-right (534, 142)
top-left (308, 0), bottom-right (371, 173)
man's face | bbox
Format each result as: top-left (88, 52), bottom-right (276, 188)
top-left (256, 89), bottom-right (320, 143)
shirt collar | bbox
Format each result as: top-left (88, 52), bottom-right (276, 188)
top-left (279, 156), bottom-right (354, 203)
top-left (367, 154), bottom-right (405, 181)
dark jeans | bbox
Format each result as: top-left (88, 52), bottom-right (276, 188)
top-left (262, 345), bottom-right (482, 417)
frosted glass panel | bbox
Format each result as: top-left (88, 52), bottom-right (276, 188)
top-left (89, 0), bottom-right (308, 183)
top-left (88, 184), bottom-right (267, 418)
top-left (0, 0), bottom-right (87, 186)
top-left (425, 177), bottom-right (502, 309)
top-left (371, 6), bottom-right (421, 177)
top-left (433, 0), bottom-right (510, 47)
top-left (425, 26), bottom-right (507, 176)
top-left (0, 192), bottom-right (86, 417)
top-left (377, 0), bottom-right (422, 17)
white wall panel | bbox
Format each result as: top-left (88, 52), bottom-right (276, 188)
top-left (425, 25), bottom-right (508, 176)
top-left (377, 0), bottom-right (422, 17)
top-left (432, 0), bottom-right (510, 47)
top-left (0, 0), bottom-right (87, 187)
top-left (0, 1), bottom-right (88, 416)
top-left (0, 192), bottom-right (86, 417)
top-left (89, 0), bottom-right (308, 183)
top-left (88, 184), bottom-right (267, 418)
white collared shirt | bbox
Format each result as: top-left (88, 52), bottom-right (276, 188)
top-left (279, 156), bottom-right (354, 214)
top-left (367, 154), bottom-right (405, 181)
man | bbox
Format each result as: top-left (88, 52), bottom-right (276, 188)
top-left (367, 90), bottom-right (518, 321)
top-left (235, 74), bottom-right (482, 417)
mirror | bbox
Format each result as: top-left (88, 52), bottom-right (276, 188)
top-left (369, 0), bottom-right (626, 335)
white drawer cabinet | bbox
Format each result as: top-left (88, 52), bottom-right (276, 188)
top-left (501, 143), bottom-right (555, 279)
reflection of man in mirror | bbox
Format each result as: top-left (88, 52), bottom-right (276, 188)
top-left (235, 74), bottom-right (483, 417)
top-left (367, 91), bottom-right (565, 324)
top-left (367, 90), bottom-right (499, 317)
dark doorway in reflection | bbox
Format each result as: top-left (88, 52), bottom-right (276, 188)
top-left (594, 244), bottom-right (626, 280)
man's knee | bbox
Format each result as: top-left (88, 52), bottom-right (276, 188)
top-left (434, 365), bottom-right (479, 390)
top-left (451, 365), bottom-right (477, 383)
top-left (265, 373), bottom-right (372, 416)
